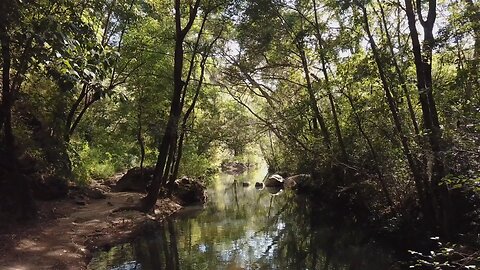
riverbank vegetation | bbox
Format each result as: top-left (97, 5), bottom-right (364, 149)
top-left (1, 0), bottom-right (479, 267)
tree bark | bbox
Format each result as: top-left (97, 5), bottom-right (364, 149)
top-left (297, 43), bottom-right (331, 149)
top-left (312, 0), bottom-right (347, 162)
top-left (136, 88), bottom-right (146, 173)
top-left (171, 55), bottom-right (206, 182)
top-left (0, 25), bottom-right (15, 168)
top-left (342, 90), bottom-right (394, 208)
top-left (0, 4), bottom-right (35, 219)
top-left (465, 0), bottom-right (480, 107)
top-left (170, 23), bottom-right (222, 182)
top-left (65, 84), bottom-right (88, 141)
top-left (377, 0), bottom-right (419, 135)
top-left (405, 0), bottom-right (450, 235)
top-left (360, 5), bottom-right (425, 211)
top-left (141, 0), bottom-right (200, 212)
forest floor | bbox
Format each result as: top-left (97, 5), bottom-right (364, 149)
top-left (0, 176), bottom-right (182, 270)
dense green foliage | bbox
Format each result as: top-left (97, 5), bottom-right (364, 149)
top-left (223, 0), bottom-right (479, 237)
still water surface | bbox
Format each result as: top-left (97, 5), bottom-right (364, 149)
top-left (88, 165), bottom-right (399, 270)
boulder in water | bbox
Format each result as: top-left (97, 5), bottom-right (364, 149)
top-left (265, 186), bottom-right (283, 195)
top-left (264, 174), bottom-right (284, 187)
top-left (254, 182), bottom-right (264, 189)
top-left (221, 161), bottom-right (251, 175)
top-left (172, 177), bottom-right (207, 205)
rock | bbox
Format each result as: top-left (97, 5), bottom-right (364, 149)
top-left (221, 161), bottom-right (251, 175)
top-left (275, 171), bottom-right (290, 178)
top-left (31, 175), bottom-right (69, 200)
top-left (83, 187), bottom-right (106, 199)
top-left (264, 174), bottom-right (284, 187)
top-left (172, 177), bottom-right (207, 205)
top-left (113, 167), bottom-right (154, 192)
top-left (265, 186), bottom-right (283, 195)
top-left (254, 182), bottom-right (264, 189)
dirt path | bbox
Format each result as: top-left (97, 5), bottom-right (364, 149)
top-left (0, 191), bottom-right (182, 270)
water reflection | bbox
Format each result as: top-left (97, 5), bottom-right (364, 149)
top-left (89, 166), bottom-right (399, 270)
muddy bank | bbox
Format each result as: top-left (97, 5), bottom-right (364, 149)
top-left (0, 187), bottom-right (183, 270)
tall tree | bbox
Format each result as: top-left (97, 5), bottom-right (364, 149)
top-left (358, 2), bottom-right (425, 211)
top-left (141, 0), bottom-right (201, 212)
top-left (404, 0), bottom-right (451, 234)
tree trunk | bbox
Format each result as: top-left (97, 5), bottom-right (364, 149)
top-left (343, 90), bottom-right (394, 208)
top-left (465, 0), bottom-right (480, 109)
top-left (0, 26), bottom-right (15, 168)
top-left (171, 54), bottom-right (206, 182)
top-left (0, 13), bottom-right (35, 219)
top-left (404, 0), bottom-right (450, 235)
top-left (312, 0), bottom-right (347, 162)
top-left (377, 0), bottom-right (419, 135)
top-left (141, 0), bottom-right (200, 212)
top-left (65, 84), bottom-right (88, 141)
top-left (297, 44), bottom-right (331, 149)
top-left (136, 88), bottom-right (145, 173)
top-left (360, 5), bottom-right (425, 211)
top-left (170, 13), bottom-right (220, 184)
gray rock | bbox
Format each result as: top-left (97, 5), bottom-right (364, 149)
top-left (264, 174), bottom-right (284, 187)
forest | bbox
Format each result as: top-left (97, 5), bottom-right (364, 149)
top-left (0, 0), bottom-right (479, 268)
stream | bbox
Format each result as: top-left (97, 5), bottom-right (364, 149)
top-left (88, 165), bottom-right (400, 270)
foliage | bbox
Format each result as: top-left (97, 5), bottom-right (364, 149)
top-left (409, 238), bottom-right (480, 269)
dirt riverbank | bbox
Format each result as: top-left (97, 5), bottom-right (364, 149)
top-left (0, 189), bottom-right (182, 270)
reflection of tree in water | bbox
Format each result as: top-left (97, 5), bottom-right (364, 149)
top-left (92, 222), bottom-right (182, 270)
top-left (253, 196), bottom-right (399, 270)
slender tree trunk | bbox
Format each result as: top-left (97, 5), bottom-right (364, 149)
top-left (312, 0), bottom-right (347, 161)
top-left (141, 0), bottom-right (200, 212)
top-left (142, 118), bottom-right (174, 210)
top-left (297, 44), bottom-right (331, 148)
top-left (136, 88), bottom-right (145, 173)
top-left (171, 55), bottom-right (206, 182)
top-left (377, 0), bottom-right (419, 134)
top-left (65, 84), bottom-right (88, 141)
top-left (343, 90), bottom-right (394, 208)
top-left (164, 134), bottom-right (177, 192)
top-left (0, 10), bottom-right (35, 219)
top-left (68, 95), bottom-right (99, 136)
top-left (0, 27), bottom-right (15, 168)
top-left (465, 0), bottom-right (480, 108)
top-left (360, 5), bottom-right (425, 210)
top-left (405, 0), bottom-right (450, 235)
top-left (170, 19), bottom-right (221, 183)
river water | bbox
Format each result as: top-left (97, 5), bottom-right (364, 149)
top-left (88, 165), bottom-right (400, 270)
